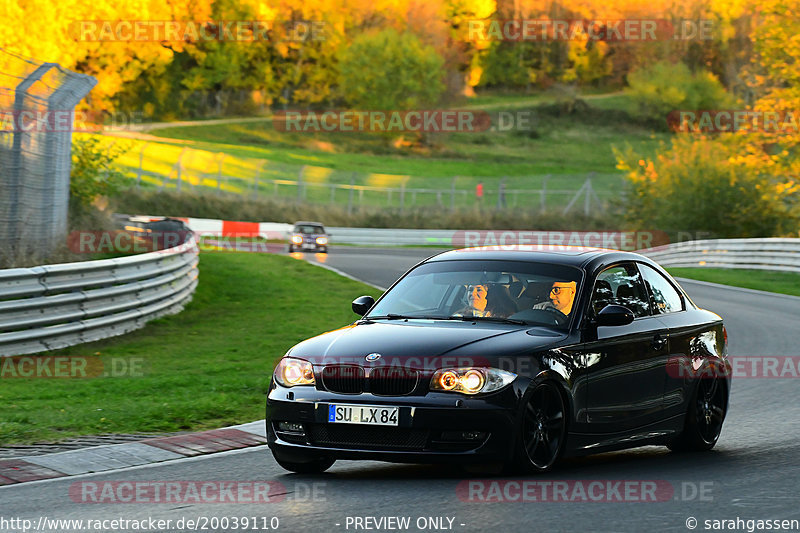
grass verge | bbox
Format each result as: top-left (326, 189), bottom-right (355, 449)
top-left (667, 268), bottom-right (800, 297)
top-left (0, 252), bottom-right (381, 445)
top-left (101, 93), bottom-right (666, 209)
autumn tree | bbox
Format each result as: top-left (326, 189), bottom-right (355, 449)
top-left (626, 61), bottom-right (732, 124)
top-left (337, 28), bottom-right (444, 110)
top-left (617, 0), bottom-right (800, 238)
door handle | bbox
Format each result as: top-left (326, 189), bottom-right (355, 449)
top-left (651, 333), bottom-right (668, 351)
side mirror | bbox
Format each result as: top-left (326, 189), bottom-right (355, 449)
top-left (596, 304), bottom-right (635, 327)
top-left (351, 295), bottom-right (375, 316)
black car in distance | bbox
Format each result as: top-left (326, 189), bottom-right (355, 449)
top-left (288, 221), bottom-right (329, 253)
top-left (267, 246), bottom-right (730, 474)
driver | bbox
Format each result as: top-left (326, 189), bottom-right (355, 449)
top-left (532, 281), bottom-right (577, 318)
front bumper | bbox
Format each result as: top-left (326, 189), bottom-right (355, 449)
top-left (266, 382), bottom-right (524, 464)
top-left (290, 239), bottom-right (327, 250)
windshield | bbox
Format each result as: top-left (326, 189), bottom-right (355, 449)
top-left (295, 225), bottom-right (324, 234)
top-left (367, 260), bottom-right (583, 329)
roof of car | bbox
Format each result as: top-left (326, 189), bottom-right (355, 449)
top-left (426, 245), bottom-right (650, 268)
top-left (293, 221), bottom-right (325, 227)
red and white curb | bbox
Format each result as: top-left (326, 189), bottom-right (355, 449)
top-left (127, 215), bottom-right (292, 240)
top-left (0, 421), bottom-right (266, 486)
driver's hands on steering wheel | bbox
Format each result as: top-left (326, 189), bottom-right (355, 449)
top-left (541, 306), bottom-right (568, 325)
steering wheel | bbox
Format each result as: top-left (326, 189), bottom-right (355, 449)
top-left (541, 307), bottom-right (569, 326)
top-left (510, 308), bottom-right (569, 327)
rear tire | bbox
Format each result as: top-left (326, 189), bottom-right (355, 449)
top-left (668, 375), bottom-right (727, 452)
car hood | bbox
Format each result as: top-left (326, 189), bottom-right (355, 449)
top-left (287, 320), bottom-right (567, 370)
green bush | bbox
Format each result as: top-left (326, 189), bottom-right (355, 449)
top-left (615, 136), bottom-right (799, 238)
top-left (70, 136), bottom-right (128, 207)
top-left (626, 62), bottom-right (733, 125)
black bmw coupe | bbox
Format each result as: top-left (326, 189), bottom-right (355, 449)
top-left (266, 246), bottom-right (731, 473)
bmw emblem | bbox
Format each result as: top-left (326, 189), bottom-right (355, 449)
top-left (365, 353), bottom-right (382, 362)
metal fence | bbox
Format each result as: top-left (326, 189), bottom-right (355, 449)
top-left (126, 142), bottom-right (618, 215)
top-left (0, 48), bottom-right (97, 265)
top-left (0, 234), bottom-right (199, 357)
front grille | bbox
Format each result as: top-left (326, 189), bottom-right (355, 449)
top-left (319, 365), bottom-right (420, 396)
top-left (369, 367), bottom-right (419, 395)
top-left (308, 424), bottom-right (429, 451)
top-left (320, 365), bottom-right (364, 394)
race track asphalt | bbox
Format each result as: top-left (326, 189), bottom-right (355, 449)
top-left (3, 247), bottom-right (798, 533)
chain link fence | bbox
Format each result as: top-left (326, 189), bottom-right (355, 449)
top-left (126, 142), bottom-right (619, 215)
top-left (0, 48), bottom-right (97, 266)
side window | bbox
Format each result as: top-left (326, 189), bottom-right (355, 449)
top-left (638, 264), bottom-right (684, 314)
top-left (591, 264), bottom-right (651, 318)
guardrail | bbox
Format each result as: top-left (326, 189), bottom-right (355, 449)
top-left (641, 238), bottom-right (800, 273)
top-left (0, 236), bottom-right (199, 357)
top-left (327, 227), bottom-right (454, 246)
top-left (124, 217), bottom-right (800, 274)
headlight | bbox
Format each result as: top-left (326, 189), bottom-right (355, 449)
top-left (274, 357), bottom-right (315, 387)
top-left (430, 367), bottom-right (516, 395)
top-left (291, 235), bottom-right (303, 245)
top-left (316, 236), bottom-right (328, 245)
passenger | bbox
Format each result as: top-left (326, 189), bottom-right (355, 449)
top-left (533, 281), bottom-right (577, 317)
top-left (453, 283), bottom-right (490, 317)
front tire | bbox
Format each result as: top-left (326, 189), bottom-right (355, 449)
top-left (668, 376), bottom-right (727, 452)
top-left (510, 381), bottom-right (566, 473)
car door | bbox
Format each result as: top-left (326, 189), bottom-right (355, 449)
top-left (637, 262), bottom-right (717, 420)
top-left (581, 263), bottom-right (671, 433)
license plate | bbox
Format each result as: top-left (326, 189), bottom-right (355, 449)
top-left (303, 243), bottom-right (315, 249)
top-left (328, 404), bottom-right (398, 426)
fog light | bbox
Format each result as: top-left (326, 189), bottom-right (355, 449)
top-left (277, 421), bottom-right (305, 434)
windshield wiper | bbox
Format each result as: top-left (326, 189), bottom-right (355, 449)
top-left (364, 313), bottom-right (432, 320)
top-left (364, 314), bottom-right (526, 325)
top-left (448, 315), bottom-right (528, 325)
